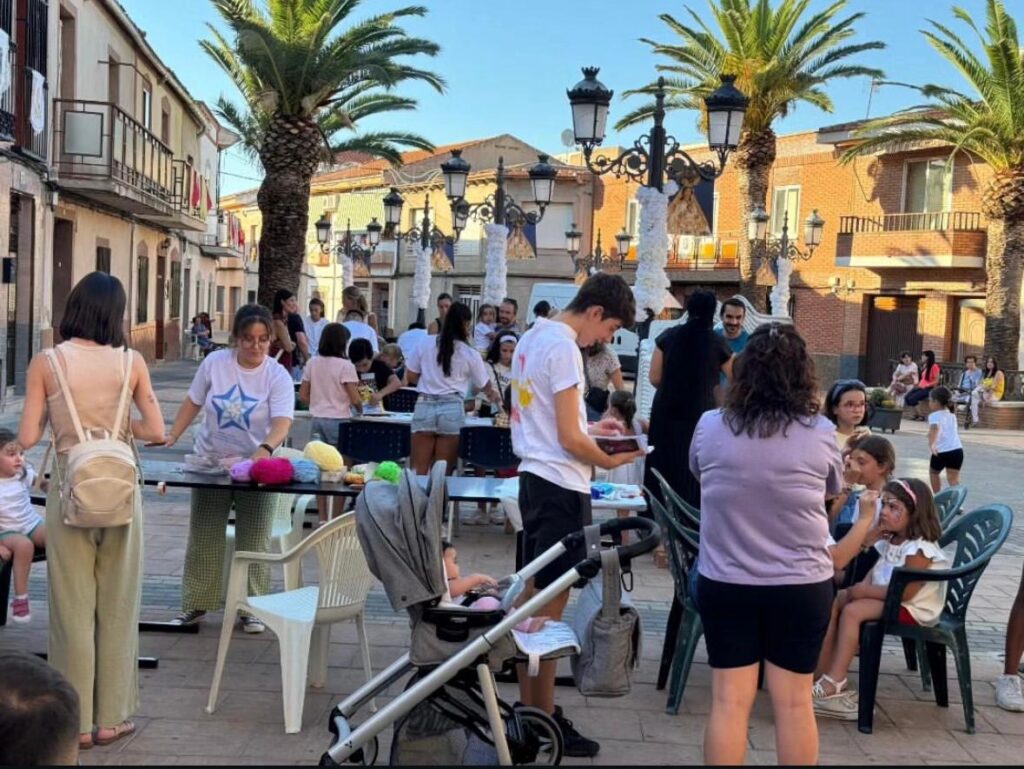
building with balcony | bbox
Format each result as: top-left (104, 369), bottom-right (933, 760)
top-left (224, 135), bottom-right (594, 337)
top-left (0, 0), bottom-right (57, 398)
top-left (47, 0), bottom-right (217, 362)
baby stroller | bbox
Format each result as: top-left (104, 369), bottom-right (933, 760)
top-left (320, 462), bottom-right (658, 766)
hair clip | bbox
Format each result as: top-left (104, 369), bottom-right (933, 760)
top-left (769, 322), bottom-right (780, 338)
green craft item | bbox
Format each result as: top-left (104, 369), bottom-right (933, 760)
top-left (374, 461), bottom-right (401, 484)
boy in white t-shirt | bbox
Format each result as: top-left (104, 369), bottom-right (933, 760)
top-left (510, 273), bottom-right (643, 758)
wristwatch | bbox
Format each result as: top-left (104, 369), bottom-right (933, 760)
top-left (259, 443), bottom-right (275, 455)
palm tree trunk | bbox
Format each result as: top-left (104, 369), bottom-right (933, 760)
top-left (982, 217), bottom-right (1024, 369)
top-left (734, 128), bottom-right (777, 313)
top-left (255, 114), bottom-right (324, 308)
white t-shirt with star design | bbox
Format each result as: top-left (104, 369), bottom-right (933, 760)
top-left (187, 348), bottom-right (295, 458)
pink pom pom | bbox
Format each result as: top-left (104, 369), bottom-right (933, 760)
top-left (250, 457), bottom-right (294, 486)
top-left (229, 460), bottom-right (254, 483)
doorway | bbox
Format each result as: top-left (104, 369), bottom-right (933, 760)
top-left (52, 219), bottom-right (74, 341)
top-left (6, 192), bottom-right (35, 393)
top-left (156, 254), bottom-right (166, 359)
top-left (953, 298), bottom-right (985, 362)
top-left (865, 296), bottom-right (923, 386)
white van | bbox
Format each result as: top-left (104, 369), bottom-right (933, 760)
top-left (526, 282), bottom-right (643, 374)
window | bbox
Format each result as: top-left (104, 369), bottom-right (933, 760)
top-left (96, 246), bottom-right (111, 273)
top-left (626, 199), bottom-right (641, 237)
top-left (712, 192), bottom-right (720, 235)
top-left (229, 287), bottom-right (241, 318)
top-left (170, 261), bottom-right (181, 318)
top-left (136, 255), bottom-right (149, 323)
top-left (904, 159), bottom-right (951, 214)
top-left (454, 284), bottom-right (482, 319)
top-left (771, 186), bottom-right (801, 237)
top-left (160, 97), bottom-right (171, 145)
top-left (141, 81), bottom-right (152, 130)
top-left (247, 290), bottom-right (256, 305)
top-left (215, 285), bottom-right (225, 313)
top-left (535, 203), bottom-right (575, 249)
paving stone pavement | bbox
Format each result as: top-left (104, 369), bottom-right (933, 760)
top-left (2, 358), bottom-right (1024, 765)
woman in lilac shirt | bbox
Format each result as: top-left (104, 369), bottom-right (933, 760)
top-left (689, 323), bottom-right (843, 766)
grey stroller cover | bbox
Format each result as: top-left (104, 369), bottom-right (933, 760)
top-left (355, 461), bottom-right (448, 610)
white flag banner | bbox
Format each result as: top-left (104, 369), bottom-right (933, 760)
top-left (29, 68), bottom-right (45, 135)
top-left (0, 30), bottom-right (10, 97)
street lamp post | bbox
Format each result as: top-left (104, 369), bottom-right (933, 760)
top-left (442, 151), bottom-right (558, 231)
top-left (314, 214), bottom-right (383, 319)
top-left (565, 225), bottom-right (632, 277)
top-left (381, 189), bottom-right (457, 325)
top-left (565, 67), bottom-right (747, 339)
top-left (747, 206), bottom-right (825, 317)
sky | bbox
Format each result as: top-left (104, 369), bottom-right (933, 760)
top-left (119, 0), bottom-right (1000, 196)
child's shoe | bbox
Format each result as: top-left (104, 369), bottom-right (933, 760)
top-left (812, 674), bottom-right (858, 721)
top-left (10, 596), bottom-right (30, 623)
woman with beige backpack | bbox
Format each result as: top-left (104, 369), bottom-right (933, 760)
top-left (18, 272), bottom-right (166, 751)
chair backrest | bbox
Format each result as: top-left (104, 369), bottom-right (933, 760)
top-left (457, 426), bottom-right (518, 471)
top-left (646, 488), bottom-right (699, 605)
top-left (383, 388), bottom-right (419, 413)
top-left (296, 512), bottom-right (375, 610)
top-left (650, 467), bottom-right (700, 530)
top-left (939, 504), bottom-right (1013, 620)
top-left (935, 485), bottom-right (968, 530)
top-left (339, 420), bottom-right (411, 464)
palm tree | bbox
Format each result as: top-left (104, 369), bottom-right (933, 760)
top-left (617, 0), bottom-right (883, 309)
top-left (202, 0), bottom-right (443, 306)
top-left (842, 0), bottom-right (1024, 370)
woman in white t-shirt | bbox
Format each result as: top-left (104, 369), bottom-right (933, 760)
top-left (926, 386), bottom-right (964, 493)
top-left (407, 302), bottom-right (500, 474)
top-left (164, 304), bottom-right (295, 633)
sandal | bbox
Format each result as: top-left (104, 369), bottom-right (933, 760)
top-left (94, 720), bottom-right (136, 746)
top-left (79, 733), bottom-right (94, 751)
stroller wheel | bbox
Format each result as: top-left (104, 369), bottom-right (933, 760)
top-left (509, 706), bottom-right (563, 766)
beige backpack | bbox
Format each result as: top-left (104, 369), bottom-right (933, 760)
top-left (45, 348), bottom-right (141, 528)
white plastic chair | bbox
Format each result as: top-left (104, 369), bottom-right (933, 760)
top-left (207, 512), bottom-right (376, 734)
top-left (221, 493), bottom-right (315, 596)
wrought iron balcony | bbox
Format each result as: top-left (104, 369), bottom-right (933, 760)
top-left (0, 42), bottom-right (15, 142)
top-left (836, 211), bottom-right (985, 268)
top-left (839, 211), bottom-right (983, 234)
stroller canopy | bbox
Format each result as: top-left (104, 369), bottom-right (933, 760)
top-left (355, 461), bottom-right (448, 610)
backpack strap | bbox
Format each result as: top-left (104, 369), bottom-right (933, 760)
top-left (599, 548), bottom-right (622, 621)
top-left (44, 349), bottom-right (88, 444)
top-left (110, 349), bottom-right (134, 439)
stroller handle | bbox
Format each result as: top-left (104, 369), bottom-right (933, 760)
top-left (564, 517), bottom-right (660, 572)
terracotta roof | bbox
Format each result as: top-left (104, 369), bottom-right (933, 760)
top-left (313, 137), bottom-right (498, 185)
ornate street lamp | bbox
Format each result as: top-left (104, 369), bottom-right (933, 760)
top-left (315, 213), bottom-right (381, 260)
top-left (747, 206), bottom-right (825, 261)
top-left (381, 189), bottom-right (457, 325)
top-left (565, 226), bottom-right (632, 275)
top-left (566, 67), bottom-right (748, 192)
top-left (441, 151), bottom-right (557, 233)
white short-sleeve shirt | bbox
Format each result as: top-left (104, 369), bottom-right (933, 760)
top-left (187, 349), bottom-right (295, 458)
top-left (928, 409), bottom-right (963, 453)
top-left (407, 338), bottom-right (489, 397)
top-left (511, 318), bottom-right (590, 494)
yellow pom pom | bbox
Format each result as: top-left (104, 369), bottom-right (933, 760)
top-left (303, 440), bottom-right (345, 472)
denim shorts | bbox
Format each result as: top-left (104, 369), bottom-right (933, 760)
top-left (311, 417), bottom-right (344, 447)
top-left (410, 394), bottom-right (466, 435)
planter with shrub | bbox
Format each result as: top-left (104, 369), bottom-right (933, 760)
top-left (867, 387), bottom-right (901, 433)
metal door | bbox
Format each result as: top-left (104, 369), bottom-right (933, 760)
top-left (865, 296), bottom-right (923, 386)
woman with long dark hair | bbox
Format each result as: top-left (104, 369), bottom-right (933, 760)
top-left (407, 302), bottom-right (500, 474)
top-left (17, 272), bottom-right (166, 749)
top-left (643, 290), bottom-right (733, 509)
top-left (689, 323), bottom-right (843, 765)
top-left (906, 350), bottom-right (940, 418)
top-left (270, 289), bottom-right (309, 377)
top-left (971, 356), bottom-right (1006, 425)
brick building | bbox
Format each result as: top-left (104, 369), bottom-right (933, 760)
top-left (585, 124), bottom-right (994, 386)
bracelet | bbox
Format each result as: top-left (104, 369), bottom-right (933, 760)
top-left (259, 443), bottom-right (275, 454)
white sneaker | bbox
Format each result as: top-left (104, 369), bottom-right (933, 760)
top-left (995, 674), bottom-right (1024, 712)
top-left (241, 616), bottom-right (265, 634)
top-left (489, 508), bottom-right (506, 525)
top-left (462, 508), bottom-right (490, 526)
top-left (813, 691), bottom-right (859, 721)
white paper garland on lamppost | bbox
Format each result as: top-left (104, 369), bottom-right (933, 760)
top-left (770, 257), bottom-right (793, 317)
top-left (340, 251), bottom-right (353, 291)
top-left (483, 223), bottom-right (509, 306)
top-left (412, 242), bottom-right (432, 313)
top-left (632, 181), bottom-right (676, 319)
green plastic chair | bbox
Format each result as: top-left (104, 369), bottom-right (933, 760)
top-left (935, 485), bottom-right (969, 530)
top-left (647, 491), bottom-right (702, 715)
top-left (650, 467), bottom-right (701, 530)
top-left (856, 504), bottom-right (1013, 734)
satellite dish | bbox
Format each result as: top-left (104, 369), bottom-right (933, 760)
top-left (560, 128), bottom-right (575, 148)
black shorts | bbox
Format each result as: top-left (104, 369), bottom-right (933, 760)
top-left (696, 575), bottom-right (834, 674)
top-left (518, 472), bottom-right (592, 590)
top-left (930, 448), bottom-right (964, 472)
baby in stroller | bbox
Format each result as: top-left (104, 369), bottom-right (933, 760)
top-left (324, 461), bottom-right (658, 766)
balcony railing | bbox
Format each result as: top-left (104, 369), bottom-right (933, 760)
top-left (839, 211), bottom-right (983, 234)
top-left (666, 236), bottom-right (740, 270)
top-left (172, 159), bottom-right (204, 220)
top-left (53, 99), bottom-right (174, 209)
